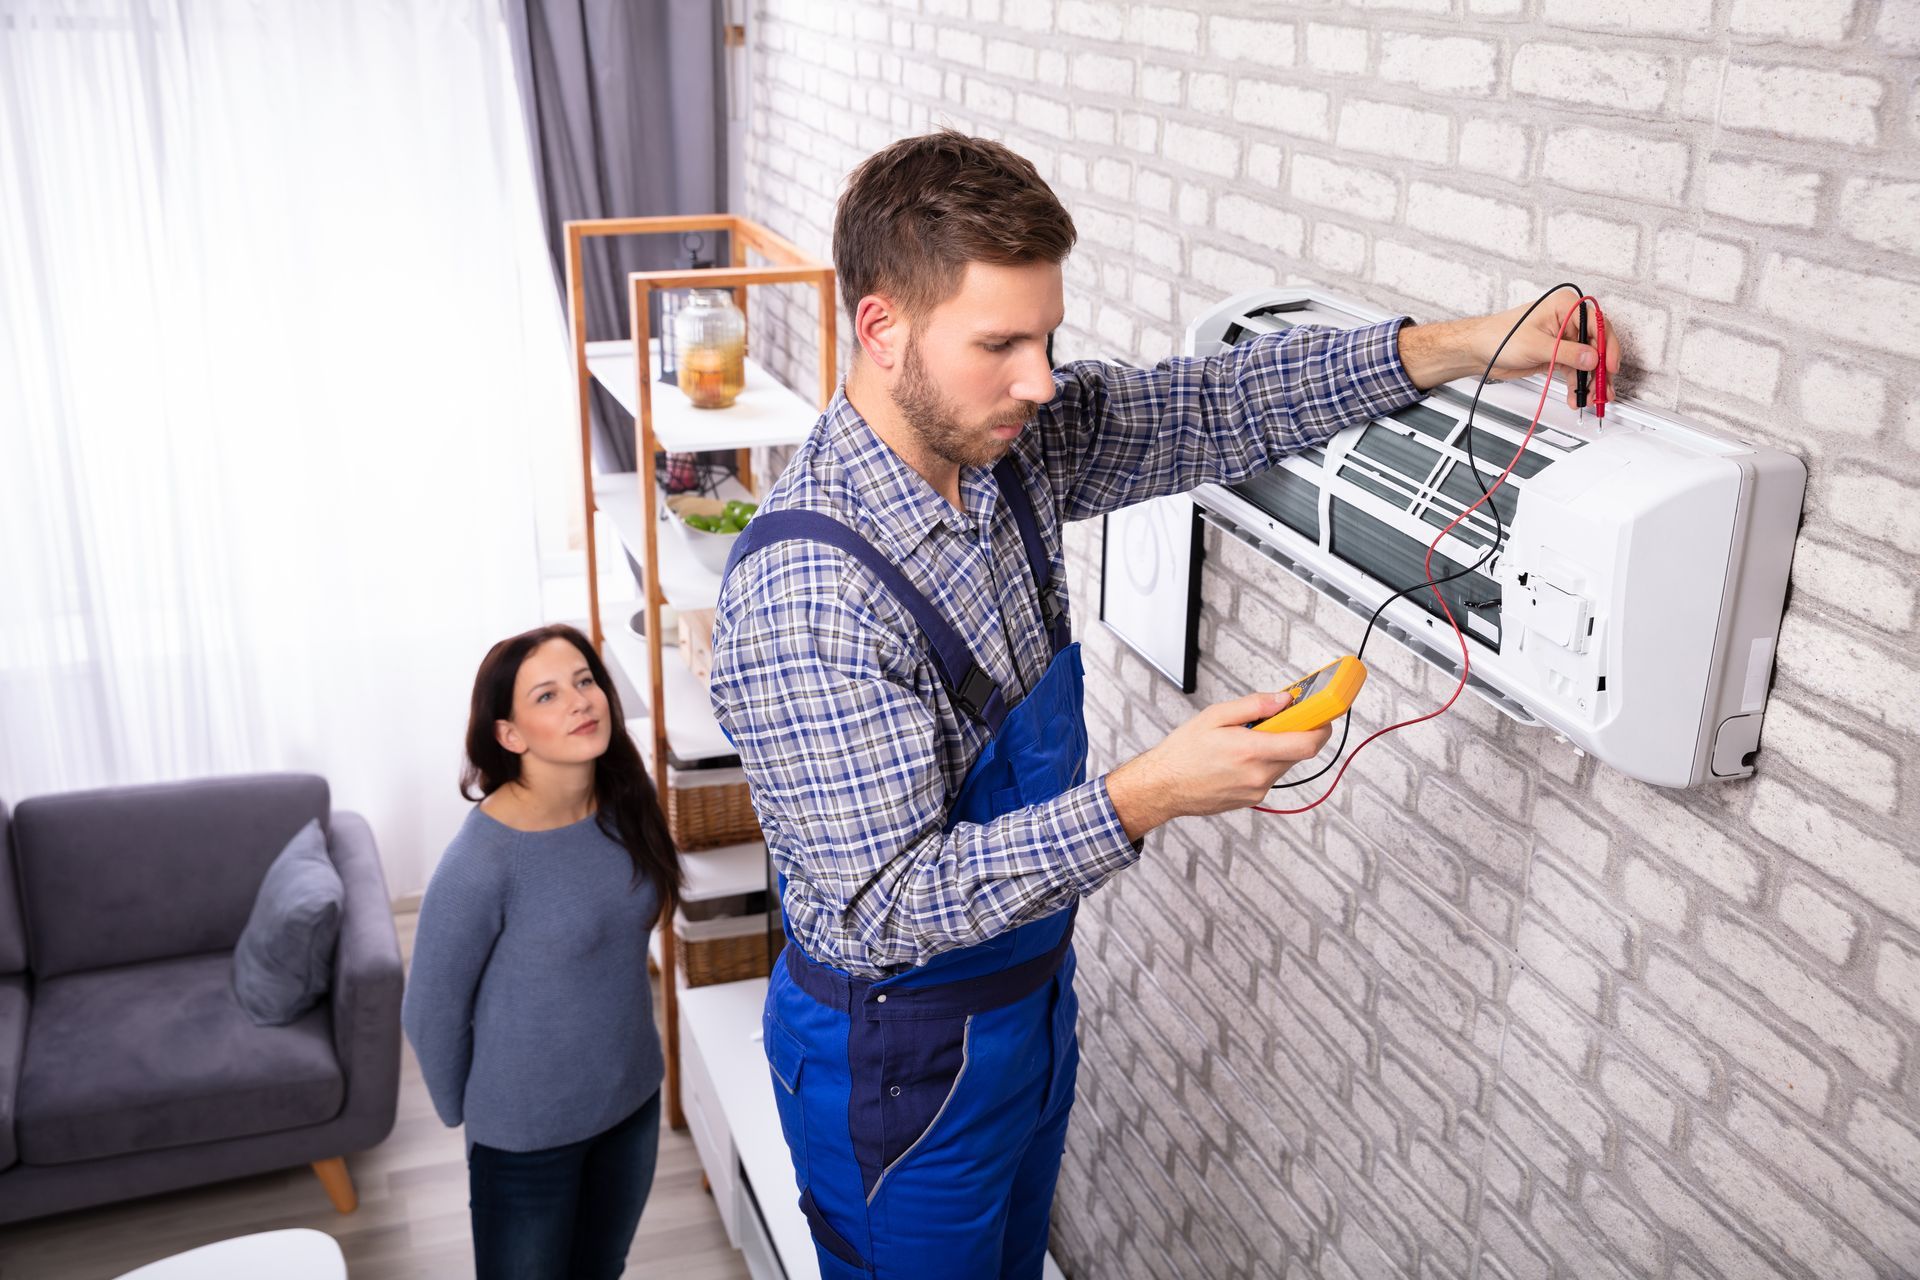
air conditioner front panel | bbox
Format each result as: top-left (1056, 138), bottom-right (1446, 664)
top-left (1701, 448), bottom-right (1807, 780)
top-left (1500, 451), bottom-right (1742, 786)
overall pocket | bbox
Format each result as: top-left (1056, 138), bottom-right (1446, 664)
top-left (799, 1186), bottom-right (871, 1270)
top-left (763, 1012), bottom-right (809, 1175)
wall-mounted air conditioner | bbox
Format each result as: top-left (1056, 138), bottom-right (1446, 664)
top-left (1187, 289), bottom-right (1806, 788)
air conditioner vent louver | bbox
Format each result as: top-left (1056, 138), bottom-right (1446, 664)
top-left (1328, 499), bottom-right (1503, 648)
top-left (1459, 426), bottom-right (1554, 478)
top-left (1337, 463), bottom-right (1413, 512)
top-left (1432, 386), bottom-right (1536, 435)
top-left (1388, 402), bottom-right (1455, 440)
top-left (1237, 465), bottom-right (1320, 542)
top-left (1353, 425), bottom-right (1442, 486)
top-left (1425, 461), bottom-right (1518, 549)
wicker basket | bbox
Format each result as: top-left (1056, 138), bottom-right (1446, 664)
top-left (665, 774), bottom-right (760, 850)
top-left (674, 907), bottom-right (784, 987)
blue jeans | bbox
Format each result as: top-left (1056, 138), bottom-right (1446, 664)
top-left (468, 1090), bottom-right (661, 1280)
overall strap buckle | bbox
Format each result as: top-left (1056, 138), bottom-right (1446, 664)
top-left (1039, 589), bottom-right (1065, 632)
top-left (953, 665), bottom-right (997, 722)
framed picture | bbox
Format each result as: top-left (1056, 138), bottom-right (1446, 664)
top-left (1098, 493), bottom-right (1202, 693)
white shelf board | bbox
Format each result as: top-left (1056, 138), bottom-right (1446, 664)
top-left (604, 625), bottom-right (735, 764)
top-left (680, 839), bottom-right (772, 904)
top-left (680, 979), bottom-right (820, 1280)
top-left (593, 471), bottom-right (752, 613)
top-left (585, 339), bottom-right (820, 454)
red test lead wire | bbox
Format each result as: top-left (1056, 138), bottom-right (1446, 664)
top-left (1252, 295), bottom-right (1608, 817)
top-left (1593, 303), bottom-right (1610, 418)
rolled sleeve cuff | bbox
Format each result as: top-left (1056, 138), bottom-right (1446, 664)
top-left (1339, 315), bottom-right (1424, 425)
top-left (1051, 775), bottom-right (1143, 894)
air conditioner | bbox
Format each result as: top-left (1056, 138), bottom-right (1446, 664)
top-left (1186, 288), bottom-right (1806, 788)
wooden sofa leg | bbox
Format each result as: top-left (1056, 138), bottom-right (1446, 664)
top-left (312, 1157), bottom-right (358, 1213)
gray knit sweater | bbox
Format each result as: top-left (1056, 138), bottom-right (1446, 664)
top-left (401, 806), bottom-right (663, 1152)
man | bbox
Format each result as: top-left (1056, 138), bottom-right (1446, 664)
top-left (710, 131), bottom-right (1617, 1279)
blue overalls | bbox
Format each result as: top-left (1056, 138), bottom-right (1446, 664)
top-left (720, 457), bottom-right (1088, 1279)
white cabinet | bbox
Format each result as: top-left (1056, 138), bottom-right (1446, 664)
top-left (733, 1176), bottom-right (789, 1280)
top-left (678, 994), bottom-right (740, 1244)
top-left (679, 979), bottom-right (819, 1280)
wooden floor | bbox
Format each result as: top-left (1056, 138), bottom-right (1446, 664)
top-left (0, 908), bottom-right (750, 1280)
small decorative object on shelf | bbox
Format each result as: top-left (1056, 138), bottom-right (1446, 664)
top-left (661, 452), bottom-right (700, 493)
top-left (655, 232), bottom-right (714, 389)
top-left (659, 234), bottom-right (719, 484)
top-left (655, 449), bottom-right (739, 497)
top-left (664, 493), bottom-right (756, 575)
top-left (674, 288), bottom-right (747, 409)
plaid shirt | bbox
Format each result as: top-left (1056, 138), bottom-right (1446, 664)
top-left (710, 319), bottom-right (1420, 978)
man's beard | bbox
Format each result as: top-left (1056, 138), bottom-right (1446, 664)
top-left (891, 334), bottom-right (1035, 471)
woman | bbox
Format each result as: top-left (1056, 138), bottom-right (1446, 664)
top-left (403, 623), bottom-right (681, 1280)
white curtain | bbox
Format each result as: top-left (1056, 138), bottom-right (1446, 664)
top-left (0, 0), bottom-right (576, 896)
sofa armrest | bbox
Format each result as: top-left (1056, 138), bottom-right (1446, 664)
top-left (327, 811), bottom-right (403, 1137)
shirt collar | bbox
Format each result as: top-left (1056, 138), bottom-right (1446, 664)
top-left (821, 389), bottom-right (1002, 562)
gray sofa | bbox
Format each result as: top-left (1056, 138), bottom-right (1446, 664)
top-left (0, 773), bottom-right (403, 1224)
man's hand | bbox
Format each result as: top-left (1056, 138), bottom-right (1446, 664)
top-left (1397, 288), bottom-right (1623, 405)
top-left (1106, 691), bottom-right (1334, 842)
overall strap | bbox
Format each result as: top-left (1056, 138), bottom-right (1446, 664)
top-left (990, 456), bottom-right (1070, 655)
top-left (722, 509), bottom-right (1009, 733)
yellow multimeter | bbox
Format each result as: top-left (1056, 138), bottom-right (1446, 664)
top-left (1253, 656), bottom-right (1369, 733)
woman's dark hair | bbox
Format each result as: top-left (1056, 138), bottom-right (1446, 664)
top-left (461, 624), bottom-right (681, 913)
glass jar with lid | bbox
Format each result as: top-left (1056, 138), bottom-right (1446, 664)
top-left (673, 289), bottom-right (746, 409)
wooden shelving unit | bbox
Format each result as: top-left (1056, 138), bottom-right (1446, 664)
top-left (564, 214), bottom-right (834, 1129)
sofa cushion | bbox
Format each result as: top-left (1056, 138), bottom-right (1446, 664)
top-left (0, 974), bottom-right (25, 1171)
top-left (16, 951), bottom-right (344, 1166)
top-left (232, 819), bottom-right (344, 1026)
top-left (13, 774), bottom-right (329, 979)
top-left (0, 799), bottom-right (25, 974)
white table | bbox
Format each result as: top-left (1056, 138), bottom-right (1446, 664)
top-left (114, 1229), bottom-right (346, 1279)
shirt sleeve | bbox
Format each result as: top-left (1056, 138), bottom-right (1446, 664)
top-left (400, 839), bottom-right (506, 1128)
top-left (710, 546), bottom-right (1139, 977)
top-left (1035, 316), bottom-right (1423, 522)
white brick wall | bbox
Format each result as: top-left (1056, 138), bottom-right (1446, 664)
top-left (1511, 43), bottom-right (1671, 112)
top-left (739, 2), bottom-right (1920, 1276)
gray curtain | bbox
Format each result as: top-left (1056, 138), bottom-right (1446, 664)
top-left (506, 0), bottom-right (727, 474)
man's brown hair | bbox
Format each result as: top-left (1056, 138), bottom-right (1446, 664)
top-left (832, 130), bottom-right (1077, 324)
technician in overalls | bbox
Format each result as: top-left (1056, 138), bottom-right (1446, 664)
top-left (710, 131), bottom-right (1617, 1279)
